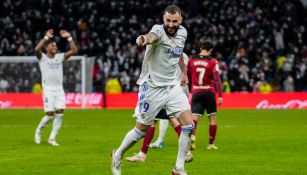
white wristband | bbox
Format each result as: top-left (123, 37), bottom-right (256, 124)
top-left (44, 36), bottom-right (49, 40)
top-left (67, 37), bottom-right (73, 42)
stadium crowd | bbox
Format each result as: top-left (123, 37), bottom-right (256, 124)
top-left (0, 0), bottom-right (307, 93)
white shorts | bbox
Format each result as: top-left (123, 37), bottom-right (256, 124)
top-left (43, 89), bottom-right (66, 112)
top-left (182, 85), bottom-right (189, 97)
top-left (134, 82), bottom-right (191, 125)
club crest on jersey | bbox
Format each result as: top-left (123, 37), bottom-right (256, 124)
top-left (167, 47), bottom-right (183, 58)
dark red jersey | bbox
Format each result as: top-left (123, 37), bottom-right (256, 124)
top-left (187, 55), bottom-right (221, 94)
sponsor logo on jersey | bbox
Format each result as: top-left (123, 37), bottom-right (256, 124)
top-left (167, 47), bottom-right (183, 58)
top-left (47, 62), bottom-right (61, 69)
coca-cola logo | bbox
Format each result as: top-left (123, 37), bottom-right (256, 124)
top-left (65, 93), bottom-right (102, 106)
top-left (0, 100), bottom-right (12, 108)
top-left (256, 100), bottom-right (307, 109)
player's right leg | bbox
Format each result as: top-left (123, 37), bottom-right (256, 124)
top-left (35, 90), bottom-right (55, 144)
top-left (112, 122), bottom-right (149, 175)
top-left (35, 112), bottom-right (54, 144)
top-left (126, 121), bottom-right (157, 162)
top-left (190, 91), bottom-right (206, 150)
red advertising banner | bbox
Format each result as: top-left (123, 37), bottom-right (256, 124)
top-left (0, 93), bottom-right (103, 109)
top-left (220, 93), bottom-right (307, 109)
top-left (105, 92), bottom-right (307, 109)
top-left (0, 92), bottom-right (306, 109)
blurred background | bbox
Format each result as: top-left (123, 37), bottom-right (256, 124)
top-left (1, 0), bottom-right (307, 94)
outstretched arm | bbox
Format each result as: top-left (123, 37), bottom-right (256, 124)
top-left (60, 30), bottom-right (78, 60)
top-left (35, 29), bottom-right (53, 59)
top-left (136, 33), bottom-right (159, 47)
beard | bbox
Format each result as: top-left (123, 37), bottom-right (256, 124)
top-left (164, 25), bottom-right (180, 37)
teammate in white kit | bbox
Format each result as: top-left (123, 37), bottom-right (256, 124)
top-left (34, 29), bottom-right (78, 146)
top-left (111, 5), bottom-right (194, 175)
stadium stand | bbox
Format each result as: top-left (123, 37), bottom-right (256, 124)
top-left (0, 0), bottom-right (306, 92)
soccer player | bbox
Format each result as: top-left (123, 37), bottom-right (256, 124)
top-left (125, 53), bottom-right (191, 163)
top-left (111, 5), bottom-right (193, 175)
top-left (34, 29), bottom-right (78, 146)
top-left (187, 41), bottom-right (223, 151)
top-left (149, 53), bottom-right (190, 149)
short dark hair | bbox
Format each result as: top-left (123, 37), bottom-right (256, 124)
top-left (45, 38), bottom-right (56, 47)
top-left (164, 5), bottom-right (181, 16)
top-left (200, 41), bottom-right (214, 51)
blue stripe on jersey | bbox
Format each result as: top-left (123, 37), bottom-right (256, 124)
top-left (138, 83), bottom-right (149, 113)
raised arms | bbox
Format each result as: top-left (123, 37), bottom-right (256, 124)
top-left (60, 30), bottom-right (78, 60)
top-left (34, 29), bottom-right (54, 59)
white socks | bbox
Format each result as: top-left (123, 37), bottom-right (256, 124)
top-left (157, 119), bottom-right (169, 143)
top-left (115, 127), bottom-right (146, 159)
top-left (36, 115), bottom-right (53, 133)
top-left (175, 124), bottom-right (194, 170)
top-left (49, 113), bottom-right (64, 140)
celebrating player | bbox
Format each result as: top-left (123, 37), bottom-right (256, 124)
top-left (34, 29), bottom-right (78, 146)
top-left (126, 53), bottom-right (192, 163)
top-left (111, 5), bottom-right (193, 175)
top-left (187, 41), bottom-right (223, 150)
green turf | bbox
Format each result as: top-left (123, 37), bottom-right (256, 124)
top-left (0, 109), bottom-right (307, 175)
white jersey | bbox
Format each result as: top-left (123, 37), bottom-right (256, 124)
top-left (137, 24), bottom-right (187, 87)
top-left (38, 52), bottom-right (65, 91)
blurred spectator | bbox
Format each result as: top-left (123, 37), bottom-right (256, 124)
top-left (0, 79), bottom-right (9, 92)
top-left (258, 80), bottom-right (273, 93)
top-left (283, 75), bottom-right (295, 92)
top-left (32, 82), bottom-right (42, 94)
top-left (105, 73), bottom-right (122, 94)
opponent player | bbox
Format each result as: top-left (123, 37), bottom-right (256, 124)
top-left (111, 5), bottom-right (193, 175)
top-left (34, 29), bottom-right (78, 146)
top-left (187, 41), bottom-right (223, 151)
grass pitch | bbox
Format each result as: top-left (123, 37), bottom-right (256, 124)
top-left (0, 109), bottom-right (307, 175)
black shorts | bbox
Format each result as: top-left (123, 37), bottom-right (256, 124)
top-left (155, 109), bottom-right (169, 120)
top-left (191, 91), bottom-right (217, 116)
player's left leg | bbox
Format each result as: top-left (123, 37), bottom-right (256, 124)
top-left (166, 84), bottom-right (193, 174)
top-left (206, 91), bottom-right (218, 150)
top-left (173, 110), bottom-right (194, 173)
top-left (48, 109), bottom-right (64, 146)
top-left (169, 117), bottom-right (193, 163)
top-left (48, 90), bottom-right (66, 146)
top-left (207, 114), bottom-right (218, 150)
